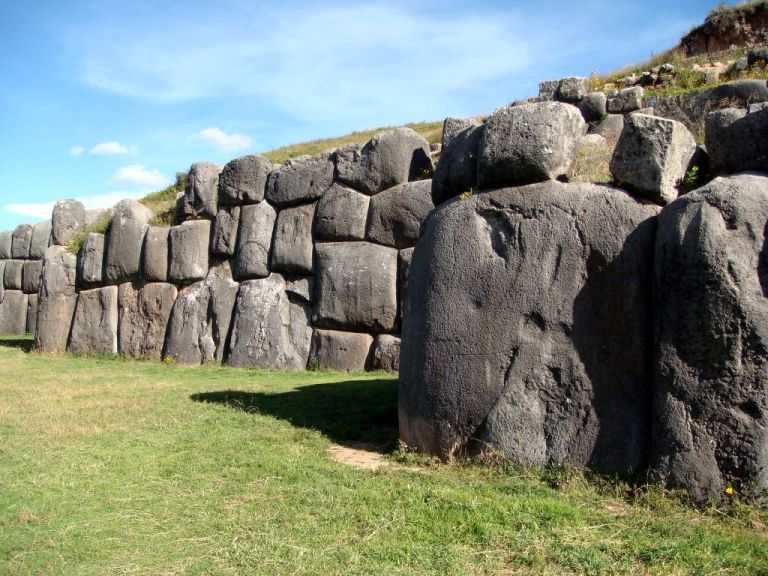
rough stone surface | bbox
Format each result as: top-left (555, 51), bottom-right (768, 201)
top-left (78, 233), bottom-right (105, 285)
top-left (142, 227), bottom-right (169, 282)
top-left (0, 231), bottom-right (12, 259)
top-left (0, 291), bottom-right (28, 335)
top-left (212, 206), bottom-right (240, 257)
top-left (399, 181), bottom-right (659, 475)
top-left (652, 174), bottom-right (768, 503)
top-left (0, 261), bottom-right (5, 303)
top-left (27, 293), bottom-right (38, 336)
top-left (577, 92), bottom-right (607, 123)
top-left (313, 184), bottom-right (370, 242)
top-left (164, 264), bottom-right (239, 364)
top-left (705, 107), bottom-right (768, 175)
top-left (183, 162), bottom-right (220, 219)
top-left (591, 114), bottom-right (625, 142)
top-left (22, 260), bottom-right (43, 294)
top-left (335, 128), bottom-right (433, 195)
top-left (233, 201), bottom-right (277, 280)
top-left (169, 220), bottom-right (211, 283)
top-left (118, 282), bottom-right (178, 360)
top-left (442, 117), bottom-right (482, 149)
top-left (265, 154), bottom-right (334, 207)
top-left (611, 113), bottom-right (697, 204)
top-left (432, 120), bottom-right (484, 207)
top-left (85, 208), bottom-right (111, 229)
top-left (104, 200), bottom-right (153, 283)
top-left (227, 274), bottom-right (312, 369)
top-left (4, 260), bottom-right (23, 290)
top-left (29, 220), bottom-right (52, 260)
top-left (11, 225), bottom-right (33, 259)
top-left (307, 329), bottom-right (373, 371)
top-left (556, 77), bottom-right (589, 102)
top-left (313, 242), bottom-right (399, 333)
top-left (68, 286), bottom-right (118, 355)
top-left (270, 203), bottom-right (315, 275)
top-left (370, 334), bottom-right (401, 372)
top-left (477, 102), bottom-right (586, 190)
top-left (366, 180), bottom-right (434, 249)
top-left (398, 248), bottom-right (414, 324)
top-left (285, 277), bottom-right (312, 303)
top-left (607, 87), bottom-right (644, 114)
top-left (35, 246), bottom-right (77, 353)
top-left (52, 199), bottom-right (86, 246)
top-left (219, 155), bottom-right (272, 205)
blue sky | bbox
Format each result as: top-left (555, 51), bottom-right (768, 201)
top-left (0, 0), bottom-right (723, 229)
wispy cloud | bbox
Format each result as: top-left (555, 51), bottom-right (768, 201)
top-left (69, 145), bottom-right (85, 157)
top-left (5, 191), bottom-right (145, 220)
top-left (112, 164), bottom-right (168, 188)
top-left (198, 127), bottom-right (252, 152)
top-left (90, 141), bottom-right (132, 156)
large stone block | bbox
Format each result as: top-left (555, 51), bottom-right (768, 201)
top-left (370, 334), bottom-right (401, 372)
top-left (211, 206), bottom-right (240, 258)
top-left (104, 199), bottom-right (153, 283)
top-left (0, 231), bottom-right (11, 259)
top-left (4, 260), bottom-right (23, 290)
top-left (68, 286), bottom-right (118, 355)
top-left (335, 128), bottom-right (433, 195)
top-left (169, 220), bottom-right (211, 283)
top-left (477, 102), bottom-right (586, 190)
top-left (611, 113), bottom-right (697, 204)
top-left (11, 224), bottom-right (33, 259)
top-left (77, 233), bottom-right (105, 285)
top-left (35, 246), bottom-right (78, 353)
top-left (118, 282), bottom-right (178, 360)
top-left (164, 264), bottom-right (239, 364)
top-left (142, 227), bottom-right (169, 282)
top-left (398, 247), bottom-right (414, 324)
top-left (265, 154), bottom-right (334, 207)
top-left (705, 107), bottom-right (768, 175)
top-left (441, 117), bottom-right (482, 150)
top-left (307, 329), bottom-right (373, 371)
top-left (219, 155), bottom-right (272, 205)
top-left (52, 199), bottom-right (86, 246)
top-left (233, 201), bottom-right (277, 280)
top-left (22, 260), bottom-right (43, 294)
top-left (366, 180), bottom-right (434, 249)
top-left (399, 181), bottom-right (659, 475)
top-left (26, 293), bottom-right (38, 336)
top-left (182, 162), bottom-right (220, 219)
top-left (0, 291), bottom-right (28, 335)
top-left (577, 92), bottom-right (607, 123)
top-left (313, 184), bottom-right (370, 242)
top-left (432, 121), bottom-right (484, 205)
top-left (607, 87), bottom-right (644, 114)
top-left (270, 203), bottom-right (315, 275)
top-left (29, 220), bottom-right (52, 260)
top-left (227, 274), bottom-right (312, 369)
top-left (652, 174), bottom-right (768, 503)
top-left (313, 242), bottom-right (398, 333)
top-left (0, 261), bottom-right (5, 303)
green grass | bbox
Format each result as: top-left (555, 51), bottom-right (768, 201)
top-left (1, 336), bottom-right (766, 575)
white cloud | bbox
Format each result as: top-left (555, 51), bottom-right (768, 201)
top-left (69, 145), bottom-right (85, 157)
top-left (90, 141), bottom-right (131, 156)
top-left (112, 164), bottom-right (169, 189)
top-left (4, 191), bottom-right (145, 220)
top-left (198, 127), bottom-right (252, 152)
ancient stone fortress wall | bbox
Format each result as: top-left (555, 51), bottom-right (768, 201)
top-left (0, 126), bottom-right (436, 372)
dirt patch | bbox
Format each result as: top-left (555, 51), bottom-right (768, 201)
top-left (328, 442), bottom-right (420, 472)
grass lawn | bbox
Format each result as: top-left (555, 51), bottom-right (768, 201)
top-left (0, 337), bottom-right (766, 575)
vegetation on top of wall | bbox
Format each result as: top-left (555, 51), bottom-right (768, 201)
top-left (697, 0), bottom-right (768, 31)
top-left (141, 172), bottom-right (187, 227)
top-left (66, 211), bottom-right (112, 256)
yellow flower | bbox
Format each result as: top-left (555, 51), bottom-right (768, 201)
top-left (724, 484), bottom-right (735, 496)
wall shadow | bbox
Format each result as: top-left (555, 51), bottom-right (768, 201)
top-left (191, 378), bottom-right (399, 452)
top-left (0, 336), bottom-right (35, 352)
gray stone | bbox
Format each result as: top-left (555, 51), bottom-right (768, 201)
top-left (313, 242), bottom-right (398, 333)
top-left (104, 199), bottom-right (153, 283)
top-left (85, 208), bottom-right (112, 229)
top-left (611, 113), bottom-right (697, 204)
top-left (219, 155), bottom-right (272, 205)
top-left (285, 277), bottom-right (312, 303)
top-left (11, 225), bottom-right (33, 259)
top-left (398, 248), bottom-right (414, 324)
top-left (0, 231), bottom-right (12, 259)
top-left (169, 220), bottom-right (211, 283)
top-left (212, 206), bottom-right (240, 258)
top-left (399, 181), bottom-right (659, 475)
top-left (183, 162), bottom-right (220, 219)
top-left (705, 107), bottom-right (768, 175)
top-left (370, 334), bottom-right (401, 372)
top-left (538, 80), bottom-right (559, 101)
top-left (477, 102), bottom-right (586, 189)
top-left (233, 201), bottom-right (277, 280)
top-left (29, 220), bottom-right (52, 260)
top-left (607, 87), bottom-right (644, 114)
top-left (142, 227), bottom-right (170, 282)
top-left (164, 263), bottom-right (239, 364)
top-left (577, 92), bottom-right (607, 123)
top-left (35, 246), bottom-right (77, 353)
top-left (0, 291), bottom-right (28, 335)
top-left (77, 233), bottom-right (105, 285)
top-left (441, 117), bottom-right (482, 149)
top-left (226, 274), bottom-right (312, 369)
top-left (307, 329), bottom-right (373, 371)
top-left (591, 114), bottom-right (625, 143)
top-left (313, 184), bottom-right (370, 242)
top-left (335, 128), bottom-right (433, 195)
top-left (652, 174), bottom-right (768, 503)
top-left (118, 281), bottom-right (178, 360)
top-left (4, 260), bottom-right (23, 290)
top-left (0, 261), bottom-right (4, 303)
top-left (556, 77), bottom-right (589, 102)
top-left (27, 293), bottom-right (38, 336)
top-left (22, 260), bottom-right (43, 294)
top-left (366, 180), bottom-right (434, 249)
top-left (68, 286), bottom-right (118, 355)
top-left (265, 154), bottom-right (334, 207)
top-left (52, 199), bottom-right (86, 246)
top-left (270, 203), bottom-right (315, 275)
top-left (432, 122), bottom-right (484, 205)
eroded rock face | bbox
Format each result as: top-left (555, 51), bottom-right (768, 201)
top-left (265, 154), bottom-right (334, 207)
top-left (477, 102), bottom-right (586, 190)
top-left (270, 203), bottom-right (315, 275)
top-left (118, 282), bottom-right (178, 360)
top-left (4, 260), bottom-right (23, 290)
top-left (432, 122), bottom-right (483, 205)
top-left (233, 202), bottom-right (277, 280)
top-left (705, 107), bottom-right (768, 175)
top-left (0, 291), bottom-right (28, 335)
top-left (52, 200), bottom-right (86, 246)
top-left (22, 260), bottom-right (43, 294)
top-left (183, 162), bottom-right (221, 219)
top-left (399, 181), bottom-right (659, 475)
top-left (366, 180), bottom-right (434, 249)
top-left (35, 246), bottom-right (78, 352)
top-left (104, 200), bottom-right (153, 283)
top-left (607, 87), bottom-right (644, 114)
top-left (313, 184), bottom-right (370, 242)
top-left (26, 294), bottom-right (38, 336)
top-left (68, 286), bottom-right (118, 355)
top-left (143, 227), bottom-right (170, 282)
top-left (78, 233), bottom-right (105, 285)
top-left (212, 207), bottom-right (240, 258)
top-left (11, 225), bottom-right (33, 259)
top-left (370, 334), bottom-right (401, 372)
top-left (577, 92), bottom-right (607, 124)
top-left (169, 220), bottom-right (211, 283)
top-left (0, 231), bottom-right (12, 259)
top-left (313, 242), bottom-right (398, 333)
top-left (307, 329), bottom-right (372, 371)
top-left (335, 128), bottom-right (433, 195)
top-left (652, 174), bottom-right (768, 503)
top-left (227, 274), bottom-right (312, 369)
top-left (219, 155), bottom-right (272, 205)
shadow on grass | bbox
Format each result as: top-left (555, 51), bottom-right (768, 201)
top-left (0, 336), bottom-right (35, 352)
top-left (191, 379), bottom-right (399, 452)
